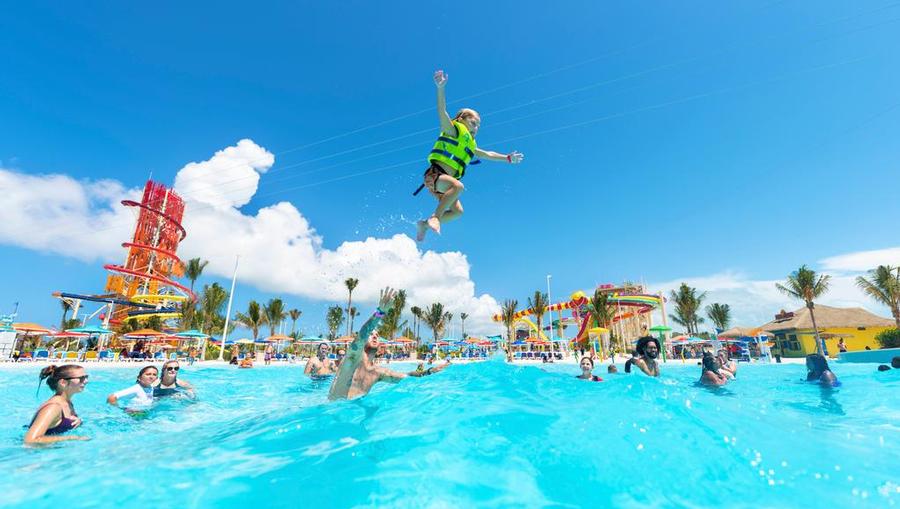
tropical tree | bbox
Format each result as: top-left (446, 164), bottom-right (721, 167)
top-left (263, 298), bottom-right (287, 337)
top-left (588, 289), bottom-right (616, 329)
top-left (460, 312), bottom-right (469, 338)
top-left (289, 308), bottom-right (302, 336)
top-left (705, 303), bottom-right (732, 332)
top-left (378, 290), bottom-right (407, 340)
top-left (59, 300), bottom-right (72, 331)
top-left (199, 282), bottom-right (229, 335)
top-left (185, 258), bottom-right (209, 295)
top-left (855, 265), bottom-right (900, 327)
top-left (348, 307), bottom-right (359, 334)
top-left (527, 291), bottom-right (549, 339)
top-left (669, 283), bottom-right (706, 335)
top-left (145, 315), bottom-right (163, 332)
top-left (235, 300), bottom-right (266, 340)
top-left (500, 299), bottom-right (519, 346)
top-left (326, 305), bottom-right (344, 340)
top-left (344, 277), bottom-right (359, 336)
top-left (179, 299), bottom-right (198, 331)
top-left (776, 265), bottom-right (831, 356)
top-left (410, 306), bottom-right (423, 342)
top-left (423, 303), bottom-right (447, 343)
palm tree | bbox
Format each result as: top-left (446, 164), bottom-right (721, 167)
top-left (527, 291), bottom-right (549, 339)
top-left (326, 306), bottom-right (344, 340)
top-left (185, 258), bottom-right (209, 295)
top-left (288, 308), bottom-right (302, 336)
top-left (59, 300), bottom-right (72, 331)
top-left (378, 290), bottom-right (407, 340)
top-left (344, 277), bottom-right (359, 336)
top-left (705, 303), bottom-right (732, 332)
top-left (263, 298), bottom-right (287, 337)
top-left (200, 282), bottom-right (228, 335)
top-left (460, 312), bottom-right (469, 338)
top-left (500, 299), bottom-right (519, 347)
top-left (423, 303), bottom-right (447, 343)
top-left (178, 299), bottom-right (198, 331)
top-left (856, 265), bottom-right (900, 327)
top-left (776, 265), bottom-right (831, 356)
top-left (235, 300), bottom-right (266, 340)
top-left (669, 283), bottom-right (706, 335)
top-left (410, 306), bottom-right (423, 343)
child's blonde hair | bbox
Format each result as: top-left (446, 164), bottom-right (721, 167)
top-left (453, 108), bottom-right (480, 122)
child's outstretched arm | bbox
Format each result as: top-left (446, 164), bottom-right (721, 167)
top-left (475, 148), bottom-right (525, 164)
top-left (434, 70), bottom-right (456, 136)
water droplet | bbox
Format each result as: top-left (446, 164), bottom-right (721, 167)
top-left (636, 443), bottom-right (644, 451)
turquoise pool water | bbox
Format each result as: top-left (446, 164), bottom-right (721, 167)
top-left (1, 360), bottom-right (898, 508)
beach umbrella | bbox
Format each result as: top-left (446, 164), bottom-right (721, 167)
top-left (68, 325), bottom-right (114, 335)
top-left (123, 329), bottom-right (166, 344)
top-left (332, 336), bottom-right (354, 344)
top-left (174, 330), bottom-right (210, 339)
top-left (13, 323), bottom-right (53, 335)
top-left (393, 337), bottom-right (415, 343)
top-left (233, 338), bottom-right (255, 344)
top-left (264, 334), bottom-right (293, 342)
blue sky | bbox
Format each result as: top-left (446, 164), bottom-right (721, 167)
top-left (2, 1), bottom-right (899, 335)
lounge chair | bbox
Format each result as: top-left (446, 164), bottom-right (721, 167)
top-left (65, 351), bottom-right (78, 360)
top-left (34, 349), bottom-right (50, 361)
top-left (84, 351), bottom-right (99, 362)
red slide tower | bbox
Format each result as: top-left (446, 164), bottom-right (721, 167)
top-left (103, 180), bottom-right (193, 325)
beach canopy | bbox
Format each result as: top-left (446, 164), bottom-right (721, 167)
top-left (123, 328), bottom-right (165, 338)
top-left (233, 338), bottom-right (255, 344)
top-left (173, 329), bottom-right (210, 339)
top-left (300, 336), bottom-right (324, 342)
top-left (332, 336), bottom-right (354, 343)
top-left (264, 334), bottom-right (293, 342)
top-left (393, 337), bottom-right (415, 343)
top-left (13, 323), bottom-right (53, 335)
top-left (68, 324), bottom-right (113, 335)
top-left (649, 325), bottom-right (672, 332)
top-left (717, 327), bottom-right (770, 338)
top-left (48, 330), bottom-right (89, 338)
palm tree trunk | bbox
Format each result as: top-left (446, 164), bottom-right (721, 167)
top-left (893, 305), bottom-right (900, 328)
top-left (808, 301), bottom-right (825, 356)
top-left (346, 292), bottom-right (353, 336)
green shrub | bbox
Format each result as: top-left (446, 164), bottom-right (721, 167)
top-left (875, 328), bottom-right (900, 349)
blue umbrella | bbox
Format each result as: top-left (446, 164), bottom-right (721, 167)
top-left (174, 329), bottom-right (209, 339)
top-left (68, 325), bottom-right (113, 335)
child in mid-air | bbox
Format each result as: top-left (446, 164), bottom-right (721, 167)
top-left (415, 70), bottom-right (524, 242)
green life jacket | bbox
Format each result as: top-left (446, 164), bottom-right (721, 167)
top-left (428, 120), bottom-right (478, 179)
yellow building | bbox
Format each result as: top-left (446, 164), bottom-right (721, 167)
top-left (759, 305), bottom-right (894, 358)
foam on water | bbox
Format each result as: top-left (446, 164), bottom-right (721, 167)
top-left (1, 360), bottom-right (898, 508)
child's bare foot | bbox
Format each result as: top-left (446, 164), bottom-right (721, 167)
top-left (426, 216), bottom-right (441, 235)
top-left (416, 220), bottom-right (428, 242)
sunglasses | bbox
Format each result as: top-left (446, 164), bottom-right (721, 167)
top-left (165, 366), bottom-right (180, 371)
top-left (62, 375), bottom-right (89, 383)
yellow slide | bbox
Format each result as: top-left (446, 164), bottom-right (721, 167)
top-left (514, 317), bottom-right (549, 341)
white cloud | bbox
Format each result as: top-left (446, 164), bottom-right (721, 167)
top-left (0, 140), bottom-right (503, 335)
top-left (819, 247), bottom-right (900, 273)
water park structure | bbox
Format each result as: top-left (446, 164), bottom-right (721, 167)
top-left (54, 180), bottom-right (193, 330)
top-left (493, 284), bottom-right (668, 358)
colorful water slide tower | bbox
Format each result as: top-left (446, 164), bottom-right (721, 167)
top-left (102, 180), bottom-right (193, 325)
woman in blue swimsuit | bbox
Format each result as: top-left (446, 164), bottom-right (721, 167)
top-left (155, 360), bottom-right (195, 399)
top-left (25, 364), bottom-right (90, 444)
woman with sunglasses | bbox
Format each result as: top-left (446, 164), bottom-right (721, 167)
top-left (107, 365), bottom-right (158, 412)
top-left (155, 360), bottom-right (195, 399)
top-left (25, 364), bottom-right (90, 444)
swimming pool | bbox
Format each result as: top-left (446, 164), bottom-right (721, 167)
top-left (1, 360), bottom-right (898, 508)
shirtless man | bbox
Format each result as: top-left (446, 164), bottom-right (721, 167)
top-left (304, 342), bottom-right (337, 378)
top-left (632, 336), bottom-right (661, 377)
top-left (328, 287), bottom-right (449, 400)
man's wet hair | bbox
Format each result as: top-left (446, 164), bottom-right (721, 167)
top-left (635, 336), bottom-right (660, 356)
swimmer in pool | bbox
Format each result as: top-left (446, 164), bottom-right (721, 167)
top-left (575, 357), bottom-right (603, 382)
top-left (699, 352), bottom-right (728, 386)
top-left (806, 354), bottom-right (840, 387)
top-left (305, 342), bottom-right (337, 378)
top-left (25, 364), bottom-right (90, 444)
top-left (328, 287), bottom-right (449, 400)
top-left (107, 365), bottom-right (157, 412)
top-left (632, 337), bottom-right (661, 377)
top-left (154, 360), bottom-right (195, 399)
